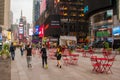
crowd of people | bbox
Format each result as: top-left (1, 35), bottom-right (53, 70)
top-left (9, 40), bottom-right (108, 69)
top-left (9, 42), bottom-right (63, 69)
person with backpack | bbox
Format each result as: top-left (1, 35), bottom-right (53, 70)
top-left (20, 45), bottom-right (24, 56)
top-left (40, 44), bottom-right (48, 69)
top-left (10, 42), bottom-right (16, 60)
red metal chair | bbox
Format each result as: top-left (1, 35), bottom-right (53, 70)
top-left (48, 49), bottom-right (57, 60)
top-left (102, 49), bottom-right (109, 58)
top-left (62, 54), bottom-right (70, 66)
top-left (102, 57), bottom-right (115, 74)
top-left (88, 49), bottom-right (94, 57)
top-left (81, 49), bottom-right (87, 57)
top-left (101, 52), bottom-right (116, 73)
top-left (63, 49), bottom-right (70, 55)
top-left (70, 54), bottom-right (79, 65)
top-left (48, 52), bottom-right (56, 60)
top-left (91, 56), bottom-right (101, 72)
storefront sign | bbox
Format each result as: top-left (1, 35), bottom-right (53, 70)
top-left (49, 38), bottom-right (58, 42)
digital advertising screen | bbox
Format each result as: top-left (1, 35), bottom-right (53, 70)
top-left (29, 28), bottom-right (33, 36)
top-left (112, 26), bottom-right (120, 36)
top-left (39, 24), bottom-right (44, 37)
top-left (19, 27), bottom-right (23, 34)
top-left (34, 25), bottom-right (39, 35)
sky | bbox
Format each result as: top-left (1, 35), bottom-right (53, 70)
top-left (11, 0), bottom-right (33, 24)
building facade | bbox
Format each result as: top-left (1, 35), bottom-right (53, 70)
top-left (0, 0), bottom-right (11, 29)
top-left (35, 0), bottom-right (88, 43)
top-left (58, 0), bottom-right (88, 36)
top-left (84, 0), bottom-right (119, 48)
top-left (0, 0), bottom-right (11, 42)
top-left (57, 0), bottom-right (89, 43)
top-left (33, 0), bottom-right (41, 25)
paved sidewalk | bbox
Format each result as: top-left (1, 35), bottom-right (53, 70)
top-left (0, 58), bottom-right (11, 80)
top-left (11, 48), bottom-right (120, 80)
top-left (11, 61), bottom-right (20, 80)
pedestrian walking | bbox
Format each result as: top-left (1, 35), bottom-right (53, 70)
top-left (56, 45), bottom-right (62, 68)
top-left (10, 42), bottom-right (16, 60)
top-left (40, 44), bottom-right (48, 69)
top-left (20, 45), bottom-right (24, 56)
top-left (26, 43), bottom-right (32, 68)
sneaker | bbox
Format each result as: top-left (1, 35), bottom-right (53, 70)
top-left (56, 64), bottom-right (59, 67)
top-left (45, 64), bottom-right (48, 69)
top-left (59, 65), bottom-right (61, 68)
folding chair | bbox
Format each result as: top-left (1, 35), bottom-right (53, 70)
top-left (91, 56), bottom-right (101, 72)
top-left (102, 57), bottom-right (115, 74)
top-left (81, 49), bottom-right (87, 57)
top-left (103, 51), bottom-right (109, 58)
top-left (48, 52), bottom-right (56, 60)
top-left (63, 49), bottom-right (70, 55)
top-left (70, 54), bottom-right (79, 65)
top-left (88, 49), bottom-right (94, 57)
top-left (62, 54), bottom-right (70, 66)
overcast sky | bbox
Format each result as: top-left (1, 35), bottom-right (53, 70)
top-left (11, 0), bottom-right (33, 24)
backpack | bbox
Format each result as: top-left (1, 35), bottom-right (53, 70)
top-left (10, 46), bottom-right (14, 52)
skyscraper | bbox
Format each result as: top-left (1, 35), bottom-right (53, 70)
top-left (33, 0), bottom-right (41, 24)
top-left (0, 0), bottom-right (11, 29)
top-left (57, 0), bottom-right (88, 39)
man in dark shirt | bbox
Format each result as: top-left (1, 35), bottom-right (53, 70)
top-left (40, 44), bottom-right (48, 68)
top-left (10, 42), bottom-right (15, 60)
top-left (26, 43), bottom-right (32, 68)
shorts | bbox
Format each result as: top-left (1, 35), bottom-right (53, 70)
top-left (57, 54), bottom-right (61, 60)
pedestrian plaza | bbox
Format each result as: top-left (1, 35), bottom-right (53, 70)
top-left (11, 48), bottom-right (120, 80)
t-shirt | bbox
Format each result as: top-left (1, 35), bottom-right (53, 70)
top-left (56, 48), bottom-right (62, 54)
top-left (10, 45), bottom-right (15, 52)
top-left (26, 47), bottom-right (32, 56)
top-left (41, 48), bottom-right (47, 57)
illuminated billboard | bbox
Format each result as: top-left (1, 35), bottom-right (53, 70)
top-left (34, 25), bottom-right (39, 35)
top-left (19, 27), bottom-right (23, 34)
top-left (39, 24), bottom-right (44, 37)
top-left (29, 28), bottom-right (33, 36)
top-left (112, 26), bottom-right (120, 36)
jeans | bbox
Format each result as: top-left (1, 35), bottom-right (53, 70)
top-left (26, 56), bottom-right (32, 66)
top-left (42, 56), bottom-right (47, 67)
top-left (11, 51), bottom-right (15, 60)
top-left (21, 51), bottom-right (23, 56)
